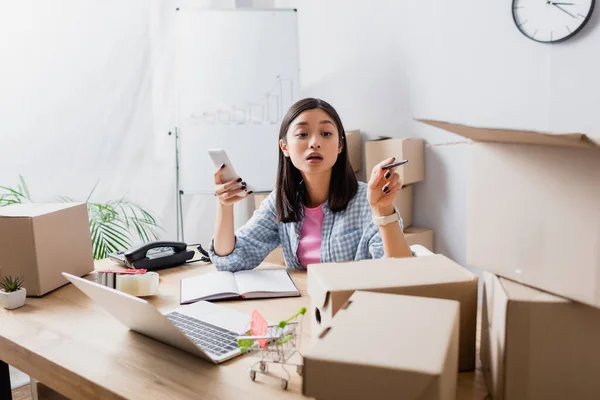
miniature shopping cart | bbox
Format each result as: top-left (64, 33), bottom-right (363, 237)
top-left (237, 307), bottom-right (306, 390)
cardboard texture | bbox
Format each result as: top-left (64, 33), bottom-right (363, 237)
top-left (481, 272), bottom-right (600, 400)
top-left (418, 119), bottom-right (599, 148)
top-left (404, 226), bottom-right (434, 251)
top-left (365, 137), bottom-right (425, 185)
top-left (253, 192), bottom-right (270, 210)
top-left (307, 255), bottom-right (478, 371)
top-left (303, 291), bottom-right (459, 400)
top-left (419, 120), bottom-right (600, 308)
top-left (346, 129), bottom-right (362, 173)
top-left (264, 246), bottom-right (285, 266)
top-left (396, 184), bottom-right (413, 228)
top-left (0, 203), bottom-right (94, 296)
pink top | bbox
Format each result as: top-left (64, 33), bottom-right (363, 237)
top-left (296, 204), bottom-right (325, 268)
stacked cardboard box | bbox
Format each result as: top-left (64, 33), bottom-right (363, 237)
top-left (481, 272), bottom-right (600, 399)
top-left (307, 254), bottom-right (478, 372)
top-left (304, 291), bottom-right (460, 400)
top-left (345, 129), bottom-right (362, 173)
top-left (420, 119), bottom-right (600, 398)
top-left (365, 136), bottom-right (433, 250)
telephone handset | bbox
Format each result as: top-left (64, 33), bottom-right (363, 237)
top-left (109, 241), bottom-right (198, 271)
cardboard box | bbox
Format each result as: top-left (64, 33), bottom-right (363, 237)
top-left (346, 129), bottom-right (362, 173)
top-left (396, 184), bottom-right (413, 228)
top-left (481, 272), bottom-right (600, 400)
top-left (253, 192), bottom-right (270, 210)
top-left (0, 203), bottom-right (94, 296)
top-left (264, 246), bottom-right (285, 266)
top-left (419, 119), bottom-right (600, 307)
top-left (365, 137), bottom-right (424, 185)
top-left (404, 226), bottom-right (434, 251)
top-left (304, 291), bottom-right (459, 400)
top-left (307, 255), bottom-right (478, 371)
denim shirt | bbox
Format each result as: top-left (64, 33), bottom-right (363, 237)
top-left (209, 182), bottom-right (402, 272)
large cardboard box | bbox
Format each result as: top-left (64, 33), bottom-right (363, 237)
top-left (365, 137), bottom-right (425, 185)
top-left (396, 184), bottom-right (413, 228)
top-left (420, 120), bottom-right (600, 308)
top-left (345, 129), bottom-right (362, 173)
top-left (304, 291), bottom-right (459, 400)
top-left (307, 255), bottom-right (478, 371)
top-left (481, 272), bottom-right (600, 400)
top-left (404, 226), bottom-right (434, 251)
top-left (0, 203), bottom-right (94, 296)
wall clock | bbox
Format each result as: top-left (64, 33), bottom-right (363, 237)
top-left (513, 0), bottom-right (595, 43)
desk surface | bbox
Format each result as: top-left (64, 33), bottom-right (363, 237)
top-left (0, 259), bottom-right (489, 399)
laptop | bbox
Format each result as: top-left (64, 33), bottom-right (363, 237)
top-left (62, 272), bottom-right (251, 364)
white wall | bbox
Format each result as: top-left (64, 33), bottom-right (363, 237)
top-left (2, 0), bottom-right (599, 268)
top-left (277, 0), bottom-right (600, 269)
top-left (0, 0), bottom-right (259, 251)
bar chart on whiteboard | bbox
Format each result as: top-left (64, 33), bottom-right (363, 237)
top-left (175, 9), bottom-right (300, 194)
top-left (189, 78), bottom-right (295, 127)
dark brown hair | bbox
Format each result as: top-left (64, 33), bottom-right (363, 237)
top-left (276, 98), bottom-right (358, 223)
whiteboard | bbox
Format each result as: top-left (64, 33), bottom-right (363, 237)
top-left (175, 9), bottom-right (300, 194)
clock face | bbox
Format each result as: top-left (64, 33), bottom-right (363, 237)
top-left (513, 0), bottom-right (595, 43)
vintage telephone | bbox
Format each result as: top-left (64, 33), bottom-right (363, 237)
top-left (108, 241), bottom-right (210, 271)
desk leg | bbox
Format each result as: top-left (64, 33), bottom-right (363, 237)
top-left (0, 360), bottom-right (12, 400)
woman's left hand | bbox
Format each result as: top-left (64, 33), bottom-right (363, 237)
top-left (367, 157), bottom-right (403, 216)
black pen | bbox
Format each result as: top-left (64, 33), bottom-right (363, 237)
top-left (381, 159), bottom-right (408, 169)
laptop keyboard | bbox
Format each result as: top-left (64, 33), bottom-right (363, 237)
top-left (166, 311), bottom-right (240, 357)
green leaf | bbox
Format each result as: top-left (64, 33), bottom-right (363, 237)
top-left (58, 195), bottom-right (74, 203)
top-left (0, 276), bottom-right (24, 292)
top-left (19, 175), bottom-right (31, 199)
top-left (85, 180), bottom-right (100, 203)
top-left (89, 219), bottom-right (131, 260)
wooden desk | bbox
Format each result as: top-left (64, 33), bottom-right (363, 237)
top-left (1, 260), bottom-right (488, 399)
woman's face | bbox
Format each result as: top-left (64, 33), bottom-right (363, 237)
top-left (280, 108), bottom-right (342, 177)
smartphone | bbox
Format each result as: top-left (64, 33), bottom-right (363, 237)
top-left (208, 148), bottom-right (246, 196)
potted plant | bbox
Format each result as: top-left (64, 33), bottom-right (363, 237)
top-left (0, 276), bottom-right (26, 309)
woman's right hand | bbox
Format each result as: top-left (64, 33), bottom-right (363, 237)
top-left (214, 165), bottom-right (252, 206)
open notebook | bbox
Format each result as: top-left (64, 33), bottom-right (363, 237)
top-left (180, 269), bottom-right (300, 305)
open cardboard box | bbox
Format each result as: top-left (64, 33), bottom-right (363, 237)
top-left (303, 291), bottom-right (459, 400)
top-left (307, 254), bottom-right (478, 371)
top-left (419, 119), bottom-right (600, 308)
top-left (481, 272), bottom-right (600, 399)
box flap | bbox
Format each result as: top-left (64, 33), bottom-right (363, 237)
top-left (305, 291), bottom-right (459, 380)
top-left (307, 266), bottom-right (330, 309)
top-left (499, 277), bottom-right (568, 304)
top-left (418, 119), bottom-right (600, 149)
top-left (0, 203), bottom-right (84, 218)
top-left (311, 254), bottom-right (477, 295)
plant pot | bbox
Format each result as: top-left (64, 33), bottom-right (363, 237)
top-left (0, 288), bottom-right (26, 309)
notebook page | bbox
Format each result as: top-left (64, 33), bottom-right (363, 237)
top-left (180, 271), bottom-right (239, 304)
top-left (235, 269), bottom-right (298, 296)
